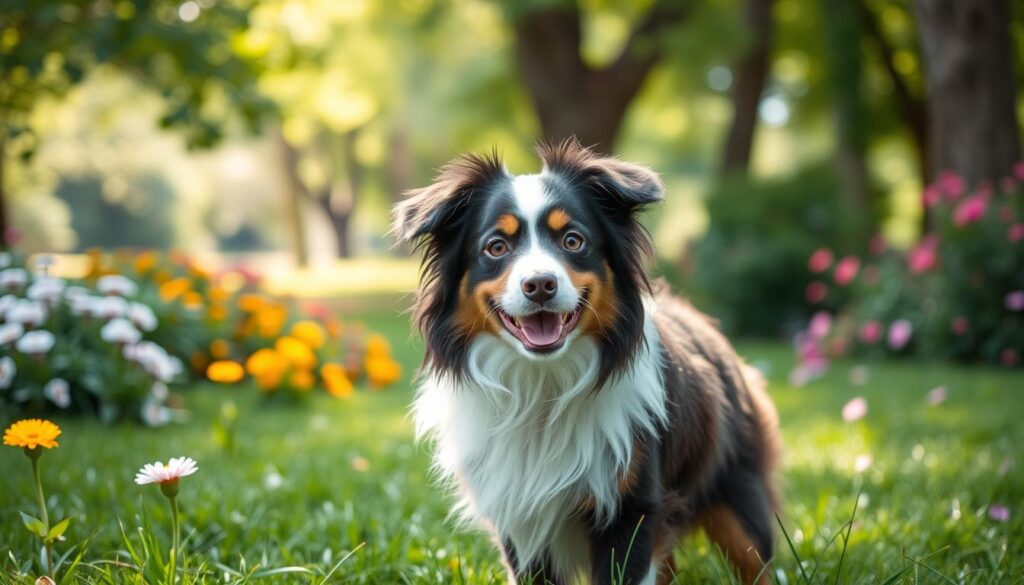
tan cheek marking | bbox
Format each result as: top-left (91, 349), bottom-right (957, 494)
top-left (454, 271), bottom-right (510, 338)
top-left (495, 214), bottom-right (519, 236)
top-left (547, 208), bottom-right (571, 231)
top-left (566, 263), bottom-right (617, 338)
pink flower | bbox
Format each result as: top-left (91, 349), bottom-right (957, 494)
top-left (926, 386), bottom-right (947, 406)
top-left (952, 194), bottom-right (988, 227)
top-left (1006, 291), bottom-right (1024, 312)
top-left (1009, 223), bottom-right (1024, 243)
top-left (806, 281), bottom-right (828, 304)
top-left (808, 311), bottom-right (832, 339)
top-left (859, 321), bottom-right (882, 344)
top-left (887, 319), bottom-right (913, 350)
top-left (938, 171), bottom-right (965, 200)
top-left (951, 316), bottom-right (970, 336)
top-left (1014, 162), bottom-right (1024, 181)
top-left (842, 397), bottom-right (868, 422)
top-left (1001, 349), bottom-right (1019, 367)
top-left (988, 505), bottom-right (1010, 522)
top-left (922, 186), bottom-right (941, 207)
top-left (834, 256), bottom-right (860, 286)
top-left (808, 248), bottom-right (834, 273)
top-left (908, 235), bottom-right (939, 274)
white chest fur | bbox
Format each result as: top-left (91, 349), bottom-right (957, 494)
top-left (413, 313), bottom-right (667, 576)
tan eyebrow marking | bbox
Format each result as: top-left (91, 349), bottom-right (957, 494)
top-left (496, 214), bottom-right (519, 235)
top-left (547, 208), bottom-right (571, 231)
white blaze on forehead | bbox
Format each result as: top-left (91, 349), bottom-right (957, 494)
top-left (500, 173), bottom-right (579, 318)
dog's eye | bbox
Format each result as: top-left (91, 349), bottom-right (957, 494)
top-left (562, 232), bottom-right (585, 252)
top-left (485, 238), bottom-right (510, 258)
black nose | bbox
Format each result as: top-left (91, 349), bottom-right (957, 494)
top-left (522, 273), bottom-right (558, 304)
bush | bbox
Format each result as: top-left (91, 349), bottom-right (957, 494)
top-left (792, 169), bottom-right (1023, 381)
top-left (0, 250), bottom-right (403, 424)
top-left (686, 166), bottom-right (867, 337)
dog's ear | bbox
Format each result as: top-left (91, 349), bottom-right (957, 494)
top-left (538, 138), bottom-right (663, 216)
top-left (392, 151), bottom-right (507, 243)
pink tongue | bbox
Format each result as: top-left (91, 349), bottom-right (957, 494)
top-left (519, 312), bottom-right (564, 346)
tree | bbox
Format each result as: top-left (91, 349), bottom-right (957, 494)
top-left (0, 0), bottom-right (269, 246)
top-left (509, 1), bottom-right (688, 153)
top-left (719, 0), bottom-right (775, 175)
top-left (912, 0), bottom-right (1020, 186)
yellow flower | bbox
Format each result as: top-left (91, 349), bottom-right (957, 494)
top-left (182, 291), bottom-right (204, 310)
top-left (245, 348), bottom-right (285, 376)
top-left (210, 339), bottom-right (231, 359)
top-left (275, 336), bottom-right (317, 369)
top-left (237, 294), bottom-right (265, 313)
top-left (159, 277), bottom-right (191, 302)
top-left (256, 304), bottom-right (287, 338)
top-left (290, 368), bottom-right (315, 391)
top-left (365, 334), bottom-right (391, 358)
top-left (207, 361), bottom-right (245, 383)
top-left (291, 320), bottom-right (326, 349)
top-left (133, 250), bottom-right (159, 275)
top-left (321, 363), bottom-right (353, 398)
top-left (365, 357), bottom-right (402, 389)
top-left (4, 419), bottom-right (61, 449)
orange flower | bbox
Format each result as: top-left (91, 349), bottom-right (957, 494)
top-left (321, 363), bottom-right (354, 398)
top-left (208, 285), bottom-right (230, 304)
top-left (207, 361), bottom-right (245, 383)
top-left (291, 320), bottom-right (326, 349)
top-left (210, 339), bottom-right (231, 359)
top-left (133, 250), bottom-right (159, 275)
top-left (237, 294), bottom-right (265, 313)
top-left (207, 303), bottom-right (228, 322)
top-left (182, 291), bottom-right (204, 310)
top-left (365, 357), bottom-right (401, 389)
top-left (245, 348), bottom-right (285, 376)
top-left (275, 336), bottom-right (316, 369)
top-left (256, 304), bottom-right (287, 338)
top-left (365, 334), bottom-right (391, 358)
top-left (159, 277), bottom-right (192, 302)
top-left (290, 369), bottom-right (315, 391)
top-left (4, 419), bottom-right (61, 450)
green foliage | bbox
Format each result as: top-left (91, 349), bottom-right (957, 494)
top-left (687, 166), bottom-right (867, 336)
top-left (55, 175), bottom-right (176, 251)
top-left (0, 0), bottom-right (271, 154)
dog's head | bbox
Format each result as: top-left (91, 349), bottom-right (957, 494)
top-left (394, 140), bottom-right (663, 384)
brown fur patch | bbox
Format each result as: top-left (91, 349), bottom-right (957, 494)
top-left (565, 264), bottom-right (617, 339)
top-left (546, 208), bottom-right (571, 231)
top-left (700, 506), bottom-right (771, 585)
top-left (453, 272), bottom-right (509, 339)
top-left (495, 213), bottom-right (519, 236)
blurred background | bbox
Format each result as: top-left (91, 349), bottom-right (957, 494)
top-left (3, 0), bottom-right (1019, 314)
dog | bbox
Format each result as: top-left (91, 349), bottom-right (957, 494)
top-left (393, 140), bottom-right (780, 585)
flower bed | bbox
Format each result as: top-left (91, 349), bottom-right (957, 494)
top-left (0, 250), bottom-right (402, 425)
top-left (791, 168), bottom-right (1024, 383)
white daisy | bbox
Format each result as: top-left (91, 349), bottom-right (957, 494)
top-left (0, 268), bottom-right (28, 290)
top-left (97, 274), bottom-right (138, 297)
top-left (0, 322), bottom-right (24, 345)
top-left (101, 318), bottom-right (142, 345)
top-left (15, 329), bottom-right (55, 355)
top-left (0, 356), bottom-right (15, 389)
top-left (127, 302), bottom-right (158, 332)
top-left (44, 378), bottom-right (72, 408)
top-left (134, 457), bottom-right (198, 485)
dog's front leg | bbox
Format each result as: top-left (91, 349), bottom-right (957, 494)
top-left (501, 538), bottom-right (565, 585)
top-left (588, 498), bottom-right (657, 585)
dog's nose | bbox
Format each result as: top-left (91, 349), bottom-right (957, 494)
top-left (521, 273), bottom-right (558, 304)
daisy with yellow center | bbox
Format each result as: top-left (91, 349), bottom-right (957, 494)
top-left (4, 418), bottom-right (61, 450)
top-left (136, 456), bottom-right (198, 583)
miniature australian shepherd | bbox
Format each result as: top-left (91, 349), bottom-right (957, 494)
top-left (393, 140), bottom-right (781, 585)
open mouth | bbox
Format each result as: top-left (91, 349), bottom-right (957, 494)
top-left (496, 303), bottom-right (583, 354)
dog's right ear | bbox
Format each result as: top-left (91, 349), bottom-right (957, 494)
top-left (392, 152), bottom-right (507, 244)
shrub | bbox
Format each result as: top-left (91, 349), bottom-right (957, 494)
top-left (686, 166), bottom-right (867, 337)
top-left (792, 168), bottom-right (1023, 380)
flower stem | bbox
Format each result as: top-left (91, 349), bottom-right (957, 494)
top-left (30, 454), bottom-right (52, 577)
top-left (168, 495), bottom-right (179, 585)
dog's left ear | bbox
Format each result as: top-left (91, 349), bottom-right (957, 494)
top-left (392, 152), bottom-right (507, 244)
top-left (538, 139), bottom-right (664, 217)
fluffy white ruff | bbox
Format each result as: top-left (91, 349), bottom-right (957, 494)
top-left (413, 310), bottom-right (666, 576)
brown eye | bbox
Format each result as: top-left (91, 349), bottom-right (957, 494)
top-left (562, 232), bottom-right (585, 251)
top-left (485, 238), bottom-right (510, 258)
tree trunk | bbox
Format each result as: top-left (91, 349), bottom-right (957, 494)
top-left (912, 0), bottom-right (1020, 186)
top-left (322, 129), bottom-right (363, 258)
top-left (513, 4), bottom-right (686, 153)
top-left (276, 128), bottom-right (310, 267)
top-left (719, 0), bottom-right (775, 175)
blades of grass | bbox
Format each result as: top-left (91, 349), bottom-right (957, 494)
top-left (776, 513), bottom-right (812, 585)
top-left (806, 518), bottom-right (852, 584)
top-left (877, 566), bottom-right (912, 585)
top-left (249, 566), bottom-right (316, 579)
top-left (902, 552), bottom-right (958, 585)
top-left (317, 542), bottom-right (365, 585)
top-left (833, 489), bottom-right (862, 585)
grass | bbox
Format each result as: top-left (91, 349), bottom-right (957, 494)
top-left (2, 307), bottom-right (1022, 583)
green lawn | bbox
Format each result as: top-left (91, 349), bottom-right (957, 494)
top-left (2, 308), bottom-right (1022, 583)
